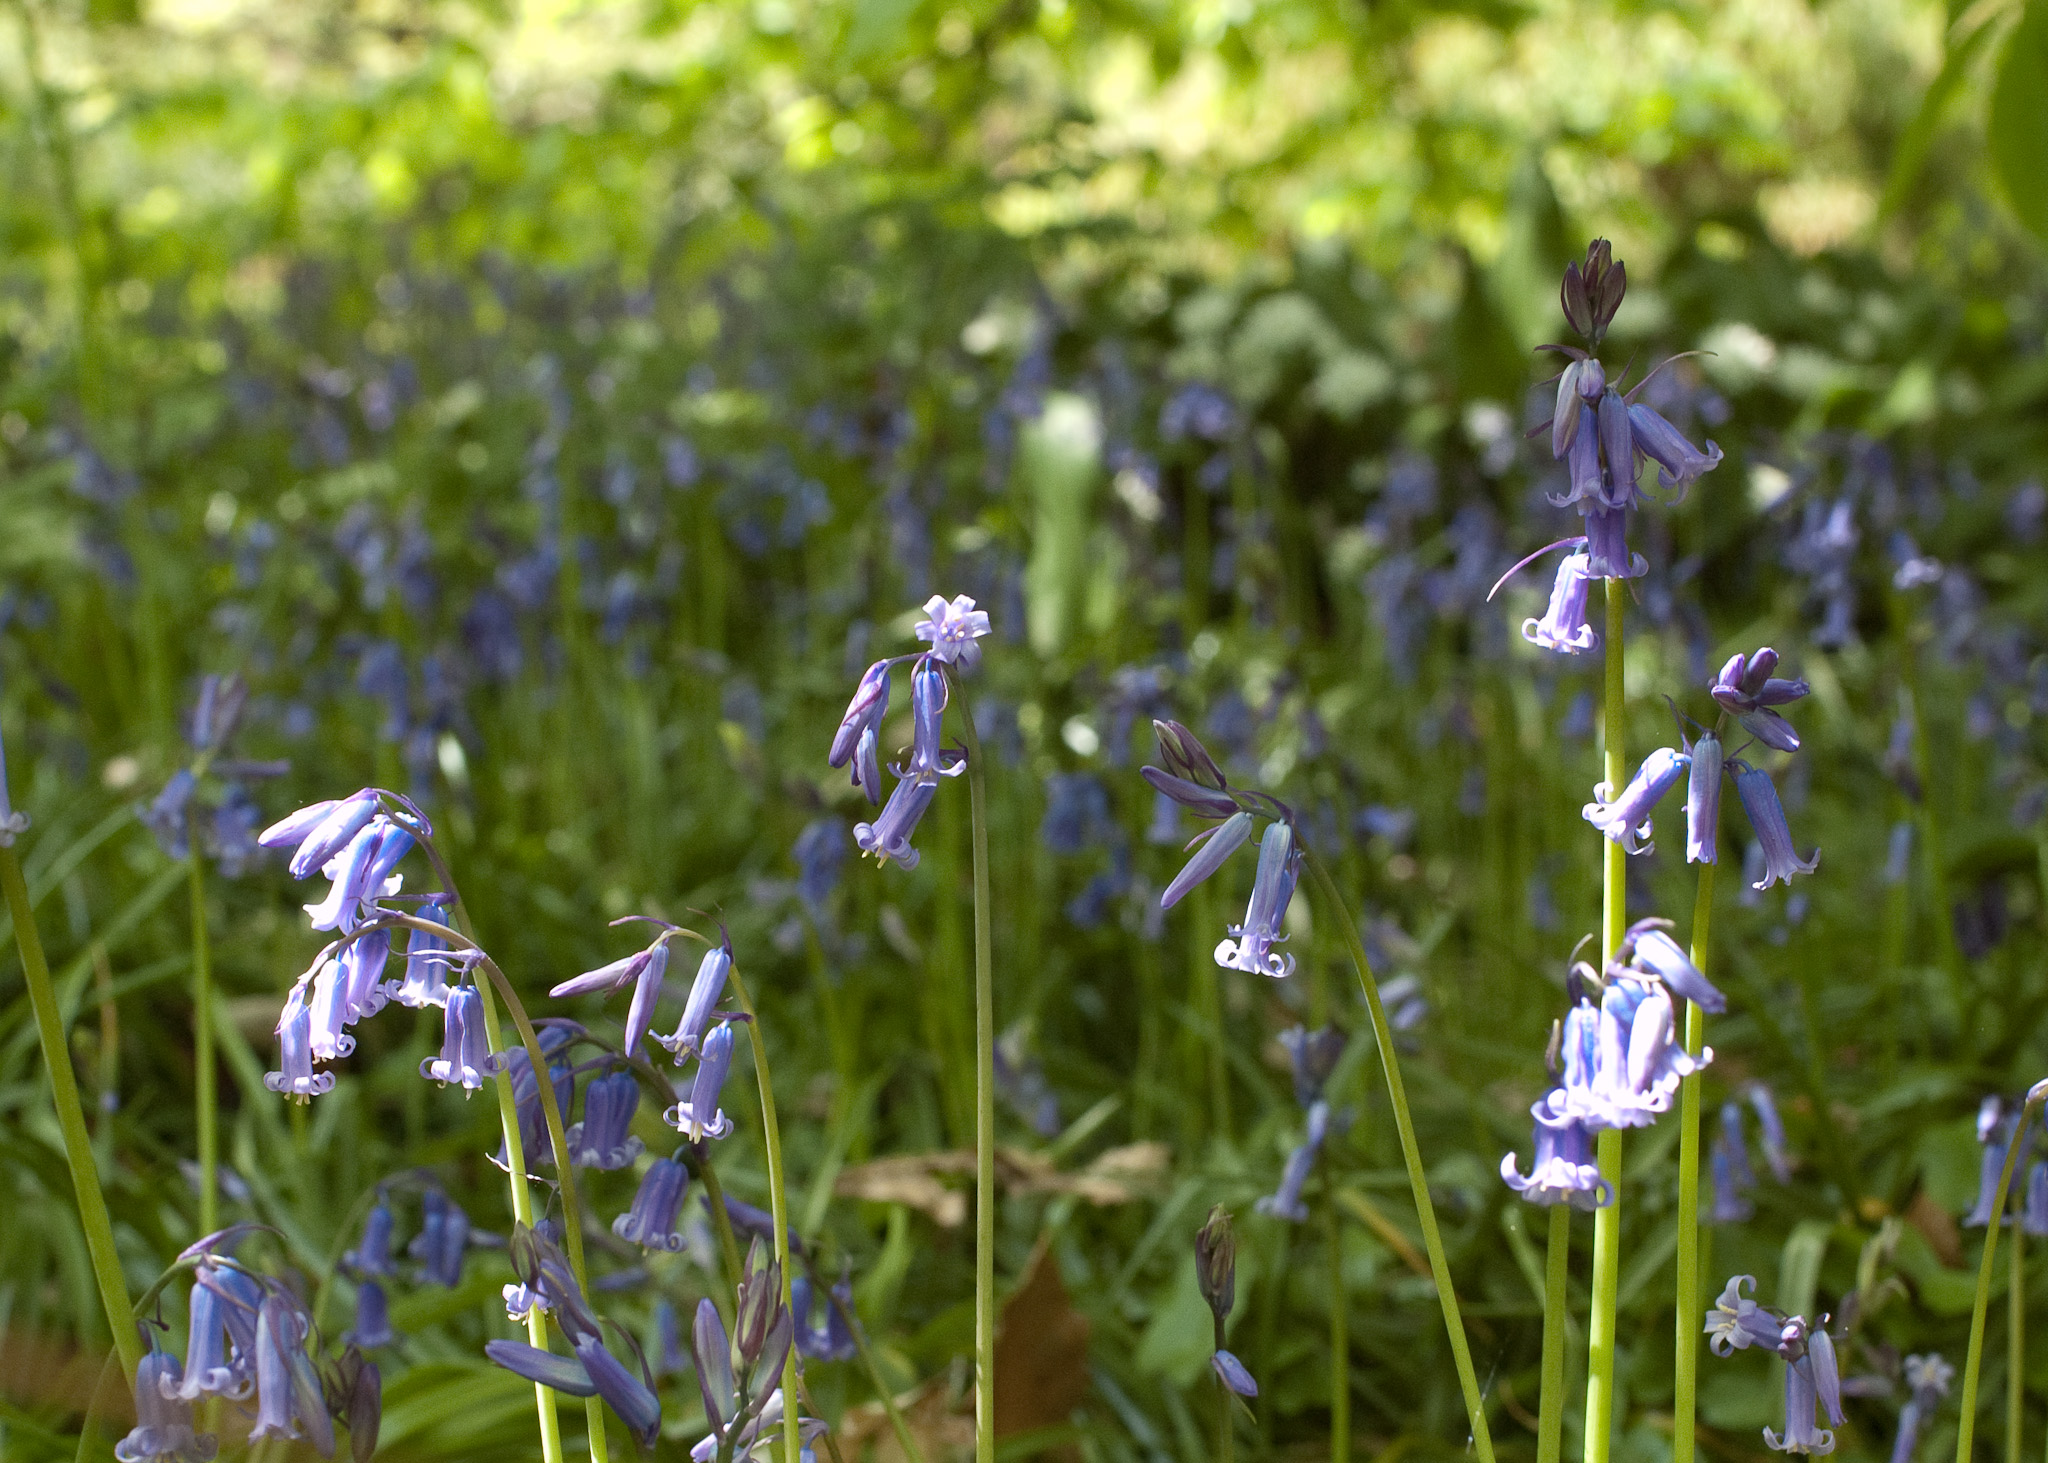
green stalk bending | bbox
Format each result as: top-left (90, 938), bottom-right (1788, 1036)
top-left (1961, 1092), bottom-right (2043, 1463)
top-left (1303, 848), bottom-right (1495, 1463)
top-left (1586, 577), bottom-right (1628, 1463)
top-left (187, 822), bottom-right (219, 1238)
top-left (1329, 1200), bottom-right (1349, 1463)
top-left (948, 667), bottom-right (999, 1463)
top-left (727, 963), bottom-right (803, 1463)
top-left (1537, 1206), bottom-right (1570, 1463)
top-left (2012, 1223), bottom-right (2026, 1463)
top-left (1673, 860), bottom-right (1717, 1463)
top-left (3, 844), bottom-right (142, 1379)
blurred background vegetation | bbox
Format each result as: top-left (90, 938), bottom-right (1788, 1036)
top-left (4, 0), bottom-right (2048, 1457)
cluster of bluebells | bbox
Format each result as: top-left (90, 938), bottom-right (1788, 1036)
top-left (680, 1242), bottom-right (828, 1462)
top-left (1582, 648), bottom-right (1818, 885)
top-left (117, 1229), bottom-right (381, 1463)
top-left (1709, 1084), bottom-right (1794, 1224)
top-left (828, 594), bottom-right (991, 871)
top-left (1705, 1276), bottom-right (1845, 1455)
top-left (1962, 1095), bottom-right (2048, 1232)
top-left (1888, 1354), bottom-right (1954, 1463)
top-left (1503, 918), bottom-right (1726, 1208)
top-left (138, 675), bottom-right (288, 876)
top-left (1256, 1026), bottom-right (1349, 1223)
top-left (1195, 1207), bottom-right (1258, 1404)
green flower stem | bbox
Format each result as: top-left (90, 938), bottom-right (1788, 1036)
top-left (1960, 1092), bottom-right (2043, 1463)
top-left (1672, 861), bottom-right (1716, 1463)
top-left (727, 962), bottom-right (803, 1463)
top-left (1303, 847), bottom-right (1495, 1463)
top-left (186, 830), bottom-right (219, 1238)
top-left (1, 843), bottom-right (142, 1380)
top-left (2012, 1223), bottom-right (2026, 1463)
top-left (946, 666), bottom-right (999, 1463)
top-left (1218, 1373), bottom-right (1234, 1463)
top-left (823, 1281), bottom-right (927, 1463)
top-left (1586, 578), bottom-right (1628, 1463)
top-left (1329, 1199), bottom-right (1349, 1463)
top-left (1537, 1204), bottom-right (1571, 1463)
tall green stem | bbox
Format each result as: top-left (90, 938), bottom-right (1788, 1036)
top-left (948, 667), bottom-right (998, 1463)
top-left (187, 829), bottom-right (218, 1237)
top-left (1329, 1201), bottom-right (1349, 1462)
top-left (1961, 1094), bottom-right (2042, 1463)
top-left (2012, 1224), bottom-right (2027, 1463)
top-left (728, 963), bottom-right (803, 1463)
top-left (1673, 861), bottom-right (1716, 1463)
top-left (1303, 848), bottom-right (1495, 1463)
top-left (1586, 578), bottom-right (1627, 1463)
top-left (2, 844), bottom-right (141, 1379)
top-left (1218, 1373), bottom-right (1235, 1463)
top-left (1537, 1205), bottom-right (1570, 1463)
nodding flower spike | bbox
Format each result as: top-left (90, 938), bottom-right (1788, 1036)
top-left (265, 980), bottom-right (335, 1101)
top-left (301, 822), bottom-right (387, 934)
top-left (167, 1269), bottom-right (244, 1401)
top-left (913, 593), bottom-right (991, 670)
top-left (421, 986), bottom-right (489, 1091)
top-left (1687, 732), bottom-right (1724, 865)
top-left (666, 1022), bottom-right (736, 1141)
top-left (1524, 551), bottom-right (1600, 655)
top-left (344, 1278), bottom-right (399, 1351)
top-left (828, 660), bottom-right (892, 780)
top-left (660, 938), bottom-right (733, 1062)
top-left (1215, 820), bottom-right (1302, 979)
top-left (853, 773), bottom-right (938, 870)
top-left (1501, 1089), bottom-right (1612, 1209)
top-left (613, 1155), bottom-right (691, 1252)
top-left (117, 1343), bottom-right (217, 1463)
top-left (248, 1293), bottom-right (333, 1456)
top-left (568, 1070), bottom-right (646, 1170)
top-left (1730, 762), bottom-right (1820, 889)
top-left (1160, 811), bottom-right (1254, 910)
top-left (275, 791), bottom-right (381, 881)
top-left (1584, 746), bottom-right (1690, 854)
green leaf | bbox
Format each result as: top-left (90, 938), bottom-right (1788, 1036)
top-left (1990, 0), bottom-right (2048, 240)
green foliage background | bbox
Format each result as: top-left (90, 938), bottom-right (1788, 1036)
top-left (3, 0), bottom-right (2048, 1458)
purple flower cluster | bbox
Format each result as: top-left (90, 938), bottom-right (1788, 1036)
top-left (829, 594), bottom-right (990, 871)
top-left (1704, 1276), bottom-right (1845, 1455)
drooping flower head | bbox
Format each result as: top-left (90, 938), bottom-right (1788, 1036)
top-left (1215, 820), bottom-right (1302, 979)
top-left (666, 1021), bottom-right (737, 1142)
top-left (1729, 762), bottom-right (1820, 889)
top-left (1584, 746), bottom-right (1690, 855)
top-left (550, 926), bottom-right (676, 1061)
top-left (420, 985), bottom-right (489, 1092)
top-left (613, 1153), bottom-right (692, 1252)
top-left (567, 1069), bottom-right (646, 1171)
top-left (115, 1338), bottom-right (218, 1463)
top-left (1502, 1089), bottom-right (1613, 1209)
top-left (1523, 550), bottom-right (1600, 655)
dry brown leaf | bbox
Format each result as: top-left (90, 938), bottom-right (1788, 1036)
top-left (835, 1144), bottom-right (1171, 1227)
top-left (836, 1372), bottom-right (975, 1463)
top-left (993, 1237), bottom-right (1090, 1452)
top-left (1905, 1188), bottom-right (1963, 1269)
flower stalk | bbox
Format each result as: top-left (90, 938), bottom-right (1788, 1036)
top-left (1586, 577), bottom-right (1628, 1463)
top-left (1958, 1088), bottom-right (2044, 1463)
top-left (1537, 1204), bottom-right (1571, 1463)
top-left (187, 816), bottom-right (219, 1238)
top-left (727, 960), bottom-right (803, 1463)
top-left (1672, 860), bottom-right (1717, 1463)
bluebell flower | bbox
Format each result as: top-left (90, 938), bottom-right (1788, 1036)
top-left (248, 1293), bottom-right (333, 1454)
top-left (488, 1028), bottom-right (576, 1172)
top-left (1279, 1024), bottom-right (1347, 1109)
top-left (115, 1342), bottom-right (216, 1463)
top-left (1216, 820), bottom-right (1301, 979)
top-left (264, 978), bottom-right (335, 1101)
top-left (262, 791), bottom-right (380, 881)
top-left (1559, 972), bottom-right (1709, 1130)
top-left (1617, 919), bottom-right (1726, 1014)
top-left (1891, 1354), bottom-right (1953, 1463)
top-left (302, 818), bottom-right (409, 934)
top-left (1704, 1275), bottom-right (1788, 1355)
top-left (791, 1273), bottom-right (859, 1362)
top-left (667, 1021), bottom-right (736, 1141)
top-left (613, 1154), bottom-right (691, 1252)
top-left (1709, 1108), bottom-right (1756, 1224)
top-left (1211, 1350), bottom-right (1258, 1398)
top-left (1687, 732), bottom-right (1723, 864)
top-left (853, 773), bottom-right (938, 870)
top-left (344, 1278), bottom-right (399, 1350)
top-left (487, 1257), bottom-right (662, 1450)
top-left (1966, 1097), bottom-right (2030, 1227)
top-left (421, 985), bottom-right (488, 1091)
top-left (1711, 649), bottom-right (1810, 754)
top-left (1502, 1089), bottom-right (1612, 1209)
top-left (1523, 550), bottom-right (1600, 654)
top-left (1749, 1084), bottom-right (1793, 1183)
top-left (1720, 1101), bottom-right (1758, 1191)
top-left (1627, 401), bottom-right (1723, 496)
top-left (654, 1299), bottom-right (688, 1377)
top-left (392, 898), bottom-right (454, 1009)
top-left (829, 660), bottom-right (893, 805)
top-left (1767, 1318), bottom-right (1845, 1455)
top-left (1730, 762), bottom-right (1820, 889)
top-left (167, 1268), bottom-right (246, 1401)
top-left (792, 819), bottom-right (845, 913)
top-left (210, 785), bottom-right (263, 878)
top-left (913, 593), bottom-right (992, 670)
top-left (1160, 811), bottom-right (1254, 909)
top-left (1584, 746), bottom-right (1690, 854)
top-left (568, 1070), bottom-right (646, 1171)
top-left (901, 657), bottom-right (962, 781)
top-left (550, 930), bottom-right (674, 1060)
top-left (342, 1201), bottom-right (400, 1279)
top-left (1257, 1098), bottom-right (1335, 1222)
top-left (1581, 503), bottom-right (1646, 581)
top-left (2022, 1161), bottom-right (2048, 1237)
top-left (1145, 788), bottom-right (1182, 845)
top-left (141, 770), bottom-right (197, 861)
top-left (338, 927), bottom-right (394, 1024)
top-left (409, 1190), bottom-right (470, 1288)
top-left (719, 1195), bottom-right (807, 1258)
top-left (657, 936), bottom-right (732, 1062)
top-left (1379, 973), bottom-right (1429, 1033)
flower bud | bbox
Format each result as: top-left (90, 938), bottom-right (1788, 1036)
top-left (1195, 1205), bottom-right (1237, 1325)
